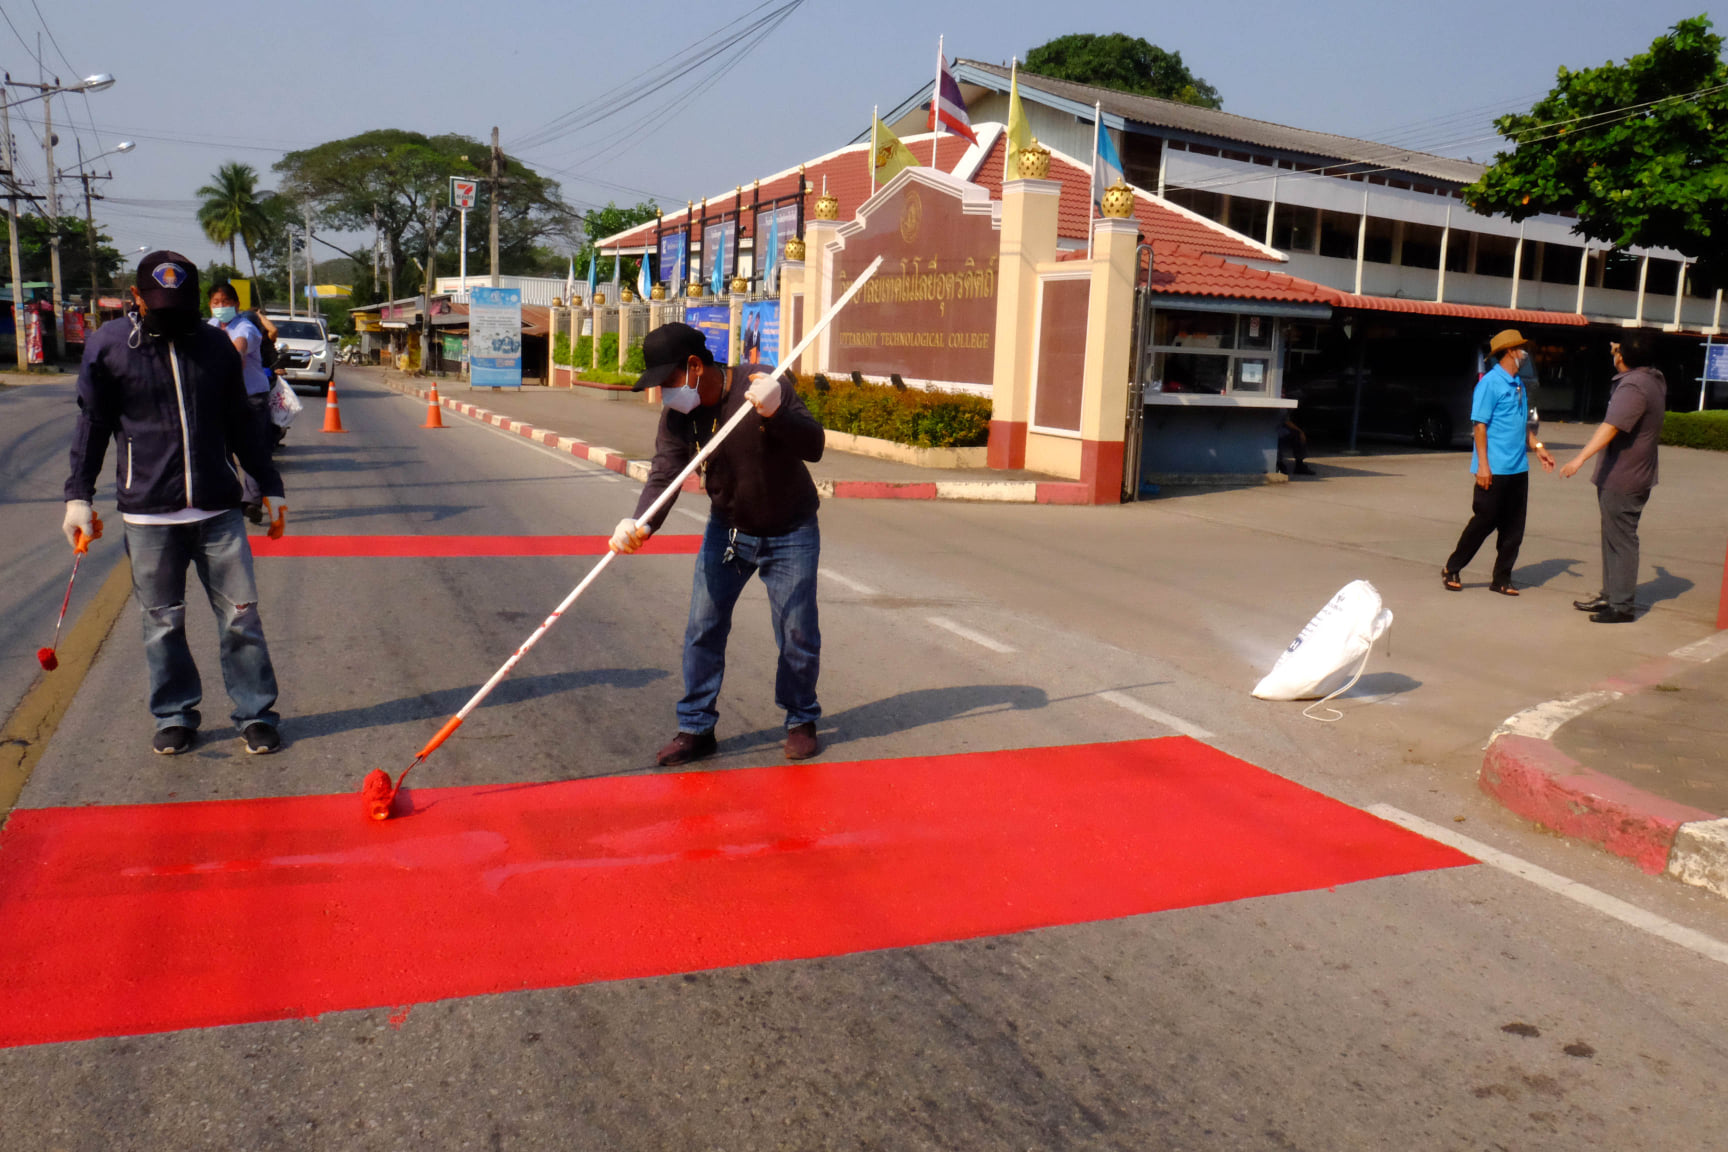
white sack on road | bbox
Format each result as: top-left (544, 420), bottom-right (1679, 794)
top-left (1252, 580), bottom-right (1393, 719)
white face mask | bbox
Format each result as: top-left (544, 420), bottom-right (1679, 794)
top-left (662, 364), bottom-right (702, 413)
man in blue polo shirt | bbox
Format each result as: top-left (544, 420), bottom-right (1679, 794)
top-left (1442, 329), bottom-right (1555, 595)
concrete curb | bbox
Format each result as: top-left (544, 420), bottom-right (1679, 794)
top-left (1479, 630), bottom-right (1728, 898)
top-left (383, 379), bottom-right (1091, 505)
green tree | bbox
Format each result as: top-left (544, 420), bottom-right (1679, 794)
top-left (1023, 33), bottom-right (1222, 109)
top-left (195, 162), bottom-right (272, 278)
top-left (0, 214), bottom-right (123, 291)
top-left (273, 130), bottom-right (580, 291)
top-left (578, 200), bottom-right (660, 285)
top-left (1464, 16), bottom-right (1728, 281)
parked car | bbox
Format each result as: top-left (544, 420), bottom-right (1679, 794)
top-left (263, 312), bottom-right (337, 394)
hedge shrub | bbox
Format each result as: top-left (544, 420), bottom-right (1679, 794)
top-left (1660, 410), bottom-right (1728, 452)
top-left (791, 374), bottom-right (991, 448)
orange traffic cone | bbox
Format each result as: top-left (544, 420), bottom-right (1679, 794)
top-left (423, 381), bottom-right (446, 429)
top-left (322, 382), bottom-right (348, 433)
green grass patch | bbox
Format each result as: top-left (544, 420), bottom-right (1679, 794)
top-left (1660, 410), bottom-right (1728, 451)
top-left (791, 373), bottom-right (991, 449)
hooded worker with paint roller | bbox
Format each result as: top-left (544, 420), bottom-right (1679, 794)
top-left (612, 322), bottom-right (827, 765)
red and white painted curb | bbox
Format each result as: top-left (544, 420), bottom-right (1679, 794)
top-left (384, 379), bottom-right (1089, 505)
top-left (1479, 629), bottom-right (1728, 899)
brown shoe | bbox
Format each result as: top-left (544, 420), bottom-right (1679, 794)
top-left (656, 729), bottom-right (717, 767)
top-left (784, 722), bottom-right (820, 761)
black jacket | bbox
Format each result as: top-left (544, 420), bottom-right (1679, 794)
top-left (65, 315), bottom-right (284, 513)
top-left (635, 363), bottom-right (824, 537)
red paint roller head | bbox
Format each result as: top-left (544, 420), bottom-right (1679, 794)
top-left (37, 647), bottom-right (58, 672)
top-left (362, 770), bottom-right (396, 821)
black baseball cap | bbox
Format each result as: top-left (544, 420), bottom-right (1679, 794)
top-left (632, 322), bottom-right (713, 391)
top-left (136, 251), bottom-right (199, 310)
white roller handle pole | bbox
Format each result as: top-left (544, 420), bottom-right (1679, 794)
top-left (432, 254), bottom-right (886, 736)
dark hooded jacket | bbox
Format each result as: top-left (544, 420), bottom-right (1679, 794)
top-left (65, 313), bottom-right (284, 513)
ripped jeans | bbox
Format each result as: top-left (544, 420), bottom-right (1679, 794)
top-left (123, 508), bottom-right (280, 731)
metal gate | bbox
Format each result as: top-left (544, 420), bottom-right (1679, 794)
top-left (1121, 279), bottom-right (1155, 501)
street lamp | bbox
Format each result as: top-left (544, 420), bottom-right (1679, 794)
top-left (1, 71), bottom-right (117, 367)
top-left (58, 140), bottom-right (138, 330)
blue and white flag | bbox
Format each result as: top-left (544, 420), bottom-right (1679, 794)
top-left (764, 212), bottom-right (779, 293)
top-left (1092, 108), bottom-right (1126, 214)
top-left (710, 239), bottom-right (724, 296)
top-left (637, 252), bottom-right (652, 298)
top-left (564, 255), bottom-right (574, 303)
top-left (585, 255), bottom-right (598, 303)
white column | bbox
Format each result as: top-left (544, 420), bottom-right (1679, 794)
top-left (1713, 288), bottom-right (1723, 334)
top-left (1353, 188), bottom-right (1367, 296)
top-left (1435, 203), bottom-right (1452, 303)
top-left (1574, 247), bottom-right (1590, 314)
top-left (1509, 224), bottom-right (1525, 310)
top-left (1263, 175), bottom-right (1277, 249)
top-left (1633, 254), bottom-right (1650, 326)
top-left (1156, 144), bottom-right (1167, 198)
top-left (1673, 261), bottom-right (1689, 329)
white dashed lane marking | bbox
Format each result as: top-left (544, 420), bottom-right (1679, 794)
top-left (819, 568), bottom-right (878, 596)
top-left (1097, 690), bottom-right (1214, 740)
top-left (926, 616), bottom-right (1016, 654)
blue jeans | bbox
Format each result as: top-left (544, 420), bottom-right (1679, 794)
top-left (678, 515), bottom-right (821, 735)
top-left (123, 508), bottom-right (280, 731)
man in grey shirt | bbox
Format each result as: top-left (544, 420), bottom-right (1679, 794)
top-left (1561, 331), bottom-right (1665, 623)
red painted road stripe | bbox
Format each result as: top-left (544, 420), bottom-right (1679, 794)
top-left (248, 535), bottom-right (702, 558)
top-left (0, 739), bottom-right (1470, 1048)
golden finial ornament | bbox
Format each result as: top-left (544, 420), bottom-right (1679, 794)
top-left (729, 275), bottom-right (749, 294)
top-left (1016, 140), bottom-right (1051, 180)
top-left (784, 236), bottom-right (806, 262)
top-left (813, 191), bottom-right (840, 220)
top-left (651, 284), bottom-right (667, 300)
top-left (1100, 181), bottom-right (1136, 218)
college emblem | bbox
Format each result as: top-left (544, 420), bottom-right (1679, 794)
top-left (899, 189), bottom-right (922, 244)
top-left (152, 263), bottom-right (185, 289)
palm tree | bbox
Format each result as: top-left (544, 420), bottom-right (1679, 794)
top-left (195, 163), bottom-right (270, 278)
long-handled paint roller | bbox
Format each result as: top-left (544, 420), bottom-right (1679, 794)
top-left (361, 255), bottom-right (887, 820)
top-left (38, 512), bottom-right (103, 672)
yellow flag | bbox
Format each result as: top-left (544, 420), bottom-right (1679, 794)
top-left (1006, 60), bottom-right (1033, 174)
top-left (872, 112), bottom-right (920, 186)
top-left (230, 278), bottom-right (253, 311)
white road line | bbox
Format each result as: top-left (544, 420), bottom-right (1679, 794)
top-left (926, 616), bottom-right (1016, 653)
top-left (1098, 690), bottom-right (1214, 740)
top-left (1369, 805), bottom-right (1728, 967)
top-left (819, 568), bottom-right (877, 596)
top-left (422, 397), bottom-right (622, 482)
top-left (1672, 631), bottom-right (1728, 663)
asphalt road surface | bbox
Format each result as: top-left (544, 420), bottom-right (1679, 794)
top-left (2, 367), bottom-right (1725, 1151)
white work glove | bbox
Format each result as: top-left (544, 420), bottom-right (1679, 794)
top-left (745, 373), bottom-right (783, 418)
top-left (63, 500), bottom-right (94, 549)
top-left (609, 517), bottom-right (650, 555)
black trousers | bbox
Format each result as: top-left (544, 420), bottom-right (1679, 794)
top-left (1445, 471), bottom-right (1528, 587)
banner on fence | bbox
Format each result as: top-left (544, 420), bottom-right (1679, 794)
top-left (659, 232), bottom-right (686, 290)
top-left (469, 286), bottom-right (522, 387)
top-left (741, 300), bottom-right (779, 365)
top-left (687, 304), bottom-right (731, 365)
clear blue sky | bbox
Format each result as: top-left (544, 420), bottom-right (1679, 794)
top-left (8, 0), bottom-right (1723, 270)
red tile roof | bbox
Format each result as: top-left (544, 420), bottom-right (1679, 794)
top-left (1324, 293), bottom-right (1589, 326)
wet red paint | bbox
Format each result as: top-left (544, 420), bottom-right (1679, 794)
top-left (248, 535), bottom-right (701, 558)
top-left (0, 739), bottom-right (1470, 1048)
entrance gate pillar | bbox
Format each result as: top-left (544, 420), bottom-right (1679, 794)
top-left (1077, 217), bottom-right (1139, 504)
top-left (989, 178), bottom-right (1061, 469)
top-left (801, 217), bottom-right (842, 375)
top-left (777, 255), bottom-right (804, 367)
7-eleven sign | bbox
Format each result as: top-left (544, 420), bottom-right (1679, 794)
top-left (451, 178), bottom-right (478, 210)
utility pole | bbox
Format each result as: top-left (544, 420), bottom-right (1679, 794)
top-left (304, 206), bottom-right (316, 325)
top-left (287, 223), bottom-right (297, 318)
top-left (488, 126), bottom-right (500, 288)
top-left (44, 79), bottom-right (64, 362)
top-left (422, 194), bottom-right (437, 373)
top-left (1, 85), bottom-right (28, 370)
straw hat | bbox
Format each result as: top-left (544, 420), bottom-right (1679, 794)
top-left (1488, 329), bottom-right (1528, 357)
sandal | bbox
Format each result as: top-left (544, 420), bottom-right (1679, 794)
top-left (1441, 568), bottom-right (1462, 592)
top-left (1488, 583), bottom-right (1520, 596)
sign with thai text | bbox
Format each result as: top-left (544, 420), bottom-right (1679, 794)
top-left (827, 178), bottom-right (998, 388)
top-left (469, 286), bottom-right (522, 387)
top-left (687, 304), bottom-right (731, 365)
top-left (742, 300), bottom-right (778, 365)
top-left (659, 232), bottom-right (686, 289)
top-left (1706, 343), bottom-right (1728, 383)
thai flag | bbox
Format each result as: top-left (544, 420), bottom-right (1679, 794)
top-left (929, 53), bottom-right (978, 146)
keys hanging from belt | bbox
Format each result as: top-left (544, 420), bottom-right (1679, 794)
top-left (721, 526), bottom-right (739, 567)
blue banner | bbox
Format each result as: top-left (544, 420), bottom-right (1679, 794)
top-left (468, 286), bottom-right (522, 388)
top-left (1706, 343), bottom-right (1728, 384)
top-left (687, 304), bottom-right (731, 366)
top-left (659, 233), bottom-right (686, 291)
top-left (741, 300), bottom-right (779, 366)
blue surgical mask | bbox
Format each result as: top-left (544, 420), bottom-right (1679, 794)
top-left (211, 305), bottom-right (238, 323)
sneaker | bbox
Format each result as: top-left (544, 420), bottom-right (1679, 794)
top-left (656, 729), bottom-right (717, 767)
top-left (152, 726), bottom-right (195, 755)
top-left (242, 722), bottom-right (281, 755)
top-left (784, 722), bottom-right (820, 761)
